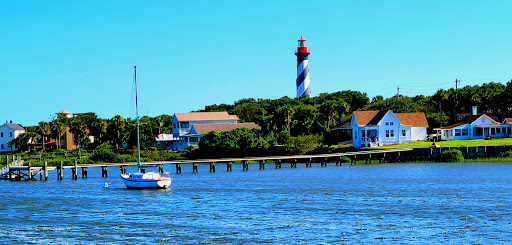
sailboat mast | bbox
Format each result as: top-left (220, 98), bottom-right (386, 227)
top-left (135, 66), bottom-right (141, 164)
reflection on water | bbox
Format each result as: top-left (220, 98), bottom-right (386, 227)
top-left (0, 162), bottom-right (511, 243)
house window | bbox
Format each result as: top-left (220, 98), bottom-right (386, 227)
top-left (508, 127), bottom-right (511, 134)
top-left (9, 132), bottom-right (12, 137)
top-left (474, 128), bottom-right (483, 136)
top-left (462, 129), bottom-right (468, 136)
top-left (181, 122), bottom-right (190, 128)
top-left (0, 144), bottom-right (3, 149)
top-left (386, 130), bottom-right (394, 138)
top-left (0, 132), bottom-right (3, 137)
top-left (190, 137), bottom-right (199, 143)
top-left (361, 131), bottom-right (366, 140)
top-left (402, 129), bottom-right (406, 137)
top-left (385, 122), bottom-right (394, 126)
top-left (455, 129), bottom-right (461, 136)
top-left (497, 128), bottom-right (502, 134)
top-left (491, 128), bottom-right (495, 135)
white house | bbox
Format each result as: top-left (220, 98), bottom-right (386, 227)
top-left (155, 134), bottom-right (178, 150)
top-left (334, 110), bottom-right (428, 148)
top-left (435, 113), bottom-right (510, 140)
top-left (0, 121), bottom-right (25, 152)
top-left (172, 112), bottom-right (239, 150)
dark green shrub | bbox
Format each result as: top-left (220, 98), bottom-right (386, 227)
top-left (500, 150), bottom-right (512, 158)
top-left (340, 156), bottom-right (351, 163)
top-left (91, 143), bottom-right (120, 163)
top-left (442, 149), bottom-right (464, 162)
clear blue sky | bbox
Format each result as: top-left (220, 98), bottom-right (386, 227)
top-left (1, 1), bottom-right (511, 126)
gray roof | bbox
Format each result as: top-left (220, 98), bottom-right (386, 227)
top-left (3, 123), bottom-right (24, 131)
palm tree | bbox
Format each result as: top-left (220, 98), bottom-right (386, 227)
top-left (109, 115), bottom-right (126, 149)
top-left (52, 121), bottom-right (67, 149)
top-left (92, 119), bottom-right (108, 144)
top-left (37, 121), bottom-right (51, 151)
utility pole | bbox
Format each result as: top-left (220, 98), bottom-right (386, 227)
top-left (439, 102), bottom-right (443, 127)
top-left (455, 79), bottom-right (460, 89)
top-left (396, 85), bottom-right (400, 98)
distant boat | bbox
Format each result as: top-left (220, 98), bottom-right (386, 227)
top-left (121, 66), bottom-right (172, 189)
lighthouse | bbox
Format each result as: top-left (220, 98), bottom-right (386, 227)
top-left (295, 36), bottom-right (311, 98)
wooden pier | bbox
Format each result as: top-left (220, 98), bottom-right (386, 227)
top-left (0, 148), bottom-right (414, 181)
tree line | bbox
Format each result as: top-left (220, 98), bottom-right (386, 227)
top-left (8, 81), bottom-right (512, 158)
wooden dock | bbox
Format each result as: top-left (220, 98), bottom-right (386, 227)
top-left (0, 148), bottom-right (413, 181)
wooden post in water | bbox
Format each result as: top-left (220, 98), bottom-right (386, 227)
top-left (73, 160), bottom-right (78, 180)
top-left (158, 164), bottom-right (164, 175)
top-left (259, 161), bottom-right (265, 170)
top-left (226, 162), bottom-right (232, 172)
top-left (176, 163), bottom-right (182, 174)
top-left (291, 159), bottom-right (297, 168)
top-left (275, 160), bottom-right (281, 169)
top-left (119, 165), bottom-right (126, 174)
top-left (243, 161), bottom-right (249, 171)
top-left (82, 167), bottom-right (88, 178)
top-left (209, 162), bottom-right (215, 172)
top-left (192, 163), bottom-right (198, 173)
top-left (306, 158), bottom-right (312, 168)
top-left (44, 161), bottom-right (48, 181)
top-left (321, 158), bottom-right (327, 167)
top-left (101, 166), bottom-right (107, 178)
top-left (58, 161), bottom-right (63, 180)
top-left (28, 161), bottom-right (32, 180)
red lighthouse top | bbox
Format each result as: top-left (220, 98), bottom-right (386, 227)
top-left (296, 36), bottom-right (310, 54)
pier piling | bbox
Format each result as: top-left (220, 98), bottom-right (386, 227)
top-left (209, 163), bottom-right (215, 172)
top-left (176, 163), bottom-right (182, 174)
top-left (192, 163), bottom-right (198, 173)
top-left (243, 161), bottom-right (249, 171)
top-left (227, 162), bottom-right (232, 172)
top-left (82, 167), bottom-right (88, 178)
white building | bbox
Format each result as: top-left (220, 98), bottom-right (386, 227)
top-left (435, 112), bottom-right (510, 140)
top-left (334, 110), bottom-right (429, 148)
top-left (171, 112), bottom-right (238, 150)
top-left (0, 121), bottom-right (25, 152)
top-left (155, 134), bottom-right (178, 150)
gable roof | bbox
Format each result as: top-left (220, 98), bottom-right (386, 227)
top-left (174, 112), bottom-right (238, 122)
top-left (1, 123), bottom-right (24, 131)
top-left (395, 112), bottom-right (429, 127)
top-left (436, 114), bottom-right (498, 130)
top-left (353, 111), bottom-right (380, 126)
top-left (353, 110), bottom-right (428, 127)
top-left (190, 122), bottom-right (259, 135)
top-left (504, 118), bottom-right (512, 124)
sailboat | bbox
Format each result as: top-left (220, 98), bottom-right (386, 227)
top-left (121, 66), bottom-right (172, 189)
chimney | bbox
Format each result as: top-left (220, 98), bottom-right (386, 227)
top-left (5, 120), bottom-right (8, 123)
top-left (10, 120), bottom-right (12, 124)
top-left (472, 106), bottom-right (477, 116)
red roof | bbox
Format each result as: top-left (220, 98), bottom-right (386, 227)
top-left (353, 110), bottom-right (428, 127)
top-left (174, 112), bottom-right (238, 122)
top-left (298, 36), bottom-right (306, 41)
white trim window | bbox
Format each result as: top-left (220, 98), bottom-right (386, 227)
top-left (402, 129), bottom-right (406, 137)
top-left (385, 122), bottom-right (394, 126)
top-left (386, 130), bottom-right (394, 138)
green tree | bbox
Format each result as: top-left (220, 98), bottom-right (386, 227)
top-left (37, 121), bottom-right (51, 151)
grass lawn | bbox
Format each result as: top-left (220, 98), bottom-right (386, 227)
top-left (371, 138), bottom-right (512, 149)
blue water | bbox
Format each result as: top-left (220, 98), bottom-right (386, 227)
top-left (0, 162), bottom-right (511, 244)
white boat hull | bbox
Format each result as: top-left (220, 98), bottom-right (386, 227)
top-left (121, 172), bottom-right (172, 189)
